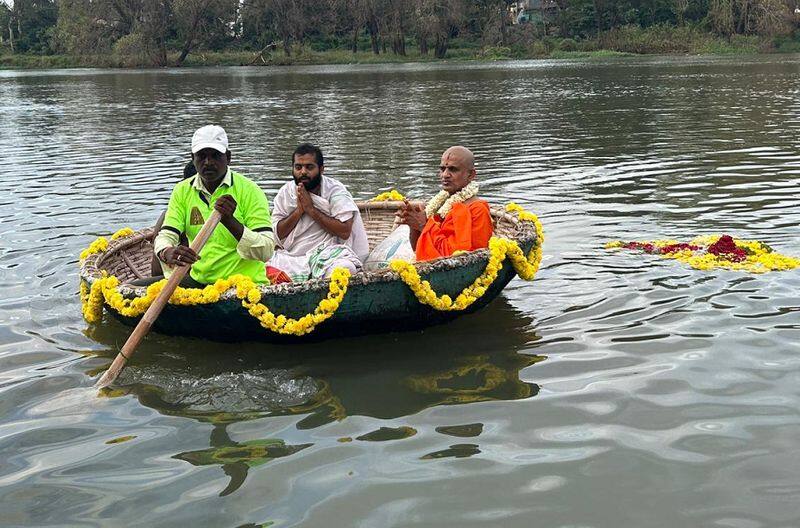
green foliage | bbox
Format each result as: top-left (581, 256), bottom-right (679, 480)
top-left (476, 45), bottom-right (513, 60)
top-left (112, 33), bottom-right (150, 67)
top-left (557, 38), bottom-right (579, 51)
top-left (774, 34), bottom-right (800, 53)
top-left (549, 49), bottom-right (635, 59)
top-left (701, 34), bottom-right (765, 54)
top-left (527, 39), bottom-right (553, 58)
top-left (3, 0), bottom-right (58, 53)
top-left (1, 0), bottom-right (797, 67)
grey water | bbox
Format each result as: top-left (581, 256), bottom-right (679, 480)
top-left (1, 54), bottom-right (800, 527)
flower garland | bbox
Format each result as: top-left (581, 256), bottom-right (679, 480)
top-left (79, 227), bottom-right (353, 335)
top-left (78, 227), bottom-right (136, 261)
top-left (235, 268), bottom-right (351, 335)
top-left (606, 234), bottom-right (800, 273)
top-left (371, 189), bottom-right (406, 201)
top-left (80, 201), bottom-right (544, 330)
top-left (81, 271), bottom-right (351, 335)
top-left (389, 204), bottom-right (545, 311)
top-left (425, 182), bottom-right (480, 218)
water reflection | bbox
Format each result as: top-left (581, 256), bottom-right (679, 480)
top-left (89, 299), bottom-right (543, 494)
top-left (7, 57), bottom-right (798, 525)
top-left (175, 425), bottom-right (313, 496)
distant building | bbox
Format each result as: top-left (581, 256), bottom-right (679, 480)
top-left (511, 0), bottom-right (559, 25)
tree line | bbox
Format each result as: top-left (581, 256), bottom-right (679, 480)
top-left (2, 0), bottom-right (799, 66)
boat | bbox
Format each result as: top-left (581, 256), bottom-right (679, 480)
top-left (78, 201), bottom-right (542, 342)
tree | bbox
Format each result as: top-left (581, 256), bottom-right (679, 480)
top-left (173, 0), bottom-right (237, 66)
top-left (466, 0), bottom-right (514, 47)
top-left (671, 0), bottom-right (689, 25)
top-left (3, 0), bottom-right (58, 53)
top-left (386, 0), bottom-right (408, 54)
top-left (414, 0), bottom-right (466, 58)
top-left (241, 0), bottom-right (314, 57)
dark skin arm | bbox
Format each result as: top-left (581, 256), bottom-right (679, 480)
top-left (277, 183), bottom-right (354, 241)
top-left (160, 195), bottom-right (241, 267)
top-left (398, 199), bottom-right (427, 250)
top-left (215, 194), bottom-right (243, 240)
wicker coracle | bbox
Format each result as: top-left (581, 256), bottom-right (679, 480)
top-left (79, 201), bottom-right (538, 342)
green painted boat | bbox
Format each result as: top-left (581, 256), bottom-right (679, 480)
top-left (79, 201), bottom-right (539, 342)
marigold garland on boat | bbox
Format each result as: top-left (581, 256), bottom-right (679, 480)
top-left (236, 268), bottom-right (351, 335)
top-left (111, 227), bottom-right (135, 240)
top-left (80, 270), bottom-right (352, 336)
top-left (79, 202), bottom-right (544, 329)
top-left (389, 203), bottom-right (545, 311)
top-left (78, 227), bottom-right (136, 261)
top-left (605, 234), bottom-right (800, 273)
top-left (371, 189), bottom-right (406, 201)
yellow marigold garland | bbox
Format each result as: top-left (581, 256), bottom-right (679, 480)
top-left (79, 237), bottom-right (109, 261)
top-left (79, 225), bottom-right (353, 335)
top-left (234, 268), bottom-right (351, 335)
top-left (81, 271), bottom-right (352, 336)
top-left (80, 201), bottom-right (544, 329)
top-left (371, 189), bottom-right (406, 201)
top-left (78, 227), bottom-right (136, 261)
top-left (389, 204), bottom-right (544, 311)
top-left (605, 234), bottom-right (800, 273)
top-left (111, 227), bottom-right (134, 240)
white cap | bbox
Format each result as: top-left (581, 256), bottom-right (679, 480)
top-left (191, 125), bottom-right (228, 154)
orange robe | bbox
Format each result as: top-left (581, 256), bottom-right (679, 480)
top-left (415, 200), bottom-right (493, 261)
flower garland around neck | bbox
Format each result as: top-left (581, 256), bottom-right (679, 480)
top-left (79, 229), bottom-right (352, 335)
top-left (425, 181), bottom-right (480, 219)
top-left (605, 234), bottom-right (800, 273)
top-left (389, 202), bottom-right (545, 311)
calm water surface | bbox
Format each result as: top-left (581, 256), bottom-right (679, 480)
top-left (1, 55), bottom-right (800, 527)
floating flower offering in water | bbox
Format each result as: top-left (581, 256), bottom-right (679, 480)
top-left (605, 234), bottom-right (800, 273)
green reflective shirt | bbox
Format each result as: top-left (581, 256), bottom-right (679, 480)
top-left (160, 170), bottom-right (272, 284)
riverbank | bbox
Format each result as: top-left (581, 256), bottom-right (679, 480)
top-left (0, 48), bottom-right (634, 70)
top-left (2, 26), bottom-right (798, 70)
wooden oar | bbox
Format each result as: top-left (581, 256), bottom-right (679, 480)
top-left (95, 210), bottom-right (222, 389)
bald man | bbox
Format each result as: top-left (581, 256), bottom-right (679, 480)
top-left (399, 146), bottom-right (493, 261)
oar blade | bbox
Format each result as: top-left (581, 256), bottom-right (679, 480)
top-left (94, 354), bottom-right (127, 389)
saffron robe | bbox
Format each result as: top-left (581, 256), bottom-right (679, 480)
top-left (415, 200), bottom-right (493, 261)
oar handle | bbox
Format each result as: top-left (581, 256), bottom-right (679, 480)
top-left (95, 210), bottom-right (222, 389)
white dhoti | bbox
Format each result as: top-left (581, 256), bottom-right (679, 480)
top-left (270, 243), bottom-right (362, 282)
top-left (270, 176), bottom-right (369, 282)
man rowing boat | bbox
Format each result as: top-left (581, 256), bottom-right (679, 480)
top-left (147, 125), bottom-right (275, 286)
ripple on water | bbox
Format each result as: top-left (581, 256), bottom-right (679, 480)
top-left (1, 55), bottom-right (800, 526)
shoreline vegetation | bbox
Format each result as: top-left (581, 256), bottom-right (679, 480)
top-left (3, 27), bottom-right (799, 70)
top-left (3, 1), bottom-right (800, 70)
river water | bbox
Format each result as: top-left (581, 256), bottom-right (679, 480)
top-left (1, 55), bottom-right (800, 527)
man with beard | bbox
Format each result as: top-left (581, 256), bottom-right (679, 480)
top-left (150, 124), bottom-right (275, 286)
top-left (269, 143), bottom-right (368, 282)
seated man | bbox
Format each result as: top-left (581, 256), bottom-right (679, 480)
top-left (150, 125), bottom-right (275, 286)
top-left (399, 146), bottom-right (493, 261)
top-left (269, 143), bottom-right (368, 282)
